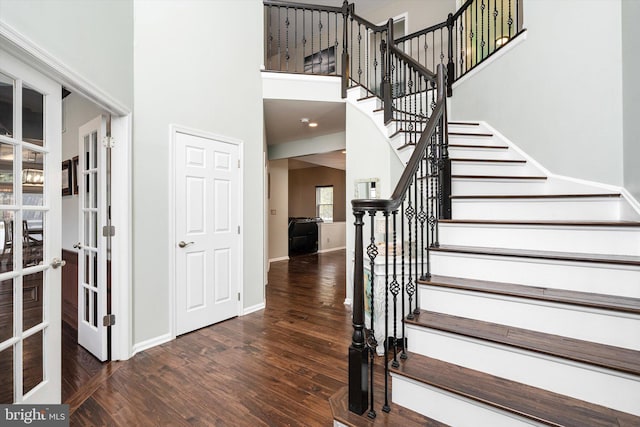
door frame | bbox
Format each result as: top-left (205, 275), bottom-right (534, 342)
top-left (0, 21), bottom-right (133, 361)
top-left (168, 124), bottom-right (244, 340)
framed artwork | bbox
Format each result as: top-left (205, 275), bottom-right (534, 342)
top-left (303, 46), bottom-right (336, 74)
top-left (72, 156), bottom-right (79, 194)
top-left (61, 160), bottom-right (72, 196)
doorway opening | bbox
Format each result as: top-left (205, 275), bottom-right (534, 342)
top-left (60, 91), bottom-right (113, 402)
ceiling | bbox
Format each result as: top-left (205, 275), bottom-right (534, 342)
top-left (264, 99), bottom-right (345, 146)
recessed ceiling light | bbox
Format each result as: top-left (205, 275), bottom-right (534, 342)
top-left (308, 122), bottom-right (318, 128)
top-left (341, 150), bottom-right (346, 154)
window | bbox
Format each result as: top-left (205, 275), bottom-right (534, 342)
top-left (316, 186), bottom-right (333, 222)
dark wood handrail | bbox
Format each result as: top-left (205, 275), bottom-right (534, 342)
top-left (451, 0), bottom-right (475, 21)
top-left (351, 97), bottom-right (444, 213)
top-left (349, 12), bottom-right (388, 32)
top-left (263, 0), bottom-right (343, 13)
top-left (394, 21), bottom-right (447, 44)
top-left (388, 45), bottom-right (437, 82)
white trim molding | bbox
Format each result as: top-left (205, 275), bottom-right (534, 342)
top-left (131, 333), bottom-right (173, 357)
top-left (243, 303), bottom-right (266, 316)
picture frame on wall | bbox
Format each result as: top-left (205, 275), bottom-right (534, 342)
top-left (72, 156), bottom-right (79, 194)
top-left (62, 160), bottom-right (72, 196)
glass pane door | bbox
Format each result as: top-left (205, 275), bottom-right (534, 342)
top-left (0, 51), bottom-right (62, 404)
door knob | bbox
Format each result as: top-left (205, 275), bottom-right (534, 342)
top-left (178, 241), bottom-right (194, 248)
top-left (50, 258), bottom-right (66, 269)
top-left (73, 242), bottom-right (83, 249)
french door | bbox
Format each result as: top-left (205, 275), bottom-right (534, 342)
top-left (76, 116), bottom-right (108, 361)
top-left (0, 50), bottom-right (62, 403)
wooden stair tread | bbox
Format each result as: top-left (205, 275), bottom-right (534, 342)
top-left (450, 193), bottom-right (621, 199)
top-left (452, 174), bottom-right (547, 180)
top-left (391, 353), bottom-right (640, 426)
top-left (431, 244), bottom-right (640, 266)
top-left (450, 158), bottom-right (526, 163)
top-left (448, 144), bottom-right (509, 149)
top-left (406, 310), bottom-right (640, 375)
top-left (440, 219), bottom-right (640, 227)
top-left (329, 386), bottom-right (447, 427)
top-left (417, 274), bottom-right (640, 314)
top-left (357, 95), bottom-right (378, 102)
top-left (449, 131), bottom-right (493, 137)
top-left (448, 121), bottom-right (480, 126)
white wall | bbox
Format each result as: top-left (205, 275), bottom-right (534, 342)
top-left (345, 102), bottom-right (403, 303)
top-left (133, 0), bottom-right (265, 344)
top-left (61, 93), bottom-right (109, 252)
top-left (622, 0), bottom-right (640, 202)
top-left (319, 221), bottom-right (346, 252)
top-left (268, 159), bottom-right (289, 261)
top-left (450, 0), bottom-right (624, 187)
top-left (0, 0), bottom-right (133, 110)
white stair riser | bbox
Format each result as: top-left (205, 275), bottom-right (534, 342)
top-left (451, 176), bottom-right (623, 196)
top-left (448, 124), bottom-right (491, 134)
top-left (448, 135), bottom-right (502, 147)
top-left (451, 161), bottom-right (542, 176)
top-left (448, 146), bottom-right (521, 161)
top-left (391, 375), bottom-right (541, 427)
top-left (418, 286), bottom-right (640, 349)
top-left (356, 97), bottom-right (381, 112)
top-left (439, 224), bottom-right (640, 256)
top-left (406, 327), bottom-right (640, 416)
top-left (452, 198), bottom-right (623, 220)
top-left (346, 86), bottom-right (367, 102)
top-left (452, 178), bottom-right (548, 195)
top-left (430, 251), bottom-right (640, 298)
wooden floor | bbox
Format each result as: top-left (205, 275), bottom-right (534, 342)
top-left (69, 250), bottom-right (355, 426)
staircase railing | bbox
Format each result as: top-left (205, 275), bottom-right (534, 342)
top-left (263, 0), bottom-right (521, 418)
top-left (396, 0), bottom-right (524, 95)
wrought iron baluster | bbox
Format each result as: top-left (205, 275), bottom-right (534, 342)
top-left (481, 0), bottom-right (485, 59)
top-left (405, 182), bottom-right (415, 321)
top-left (311, 10), bottom-right (314, 73)
top-left (382, 211), bottom-right (390, 414)
top-left (366, 211), bottom-right (377, 419)
top-left (400, 199), bottom-right (407, 360)
top-left (390, 210), bottom-right (400, 368)
top-left (418, 142), bottom-right (427, 282)
top-left (285, 7), bottom-right (290, 71)
top-left (335, 12), bottom-right (339, 76)
top-left (319, 12), bottom-right (323, 73)
top-left (358, 24), bottom-right (362, 85)
top-left (413, 171), bottom-right (420, 315)
top-left (278, 7), bottom-right (281, 70)
top-left (508, 0), bottom-right (513, 38)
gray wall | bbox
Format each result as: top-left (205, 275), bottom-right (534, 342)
top-left (268, 159), bottom-right (289, 261)
top-left (133, 0), bottom-right (265, 344)
top-left (0, 0), bottom-right (133, 109)
top-left (450, 0), bottom-right (624, 187)
top-left (622, 0), bottom-right (640, 201)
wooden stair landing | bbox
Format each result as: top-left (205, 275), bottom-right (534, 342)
top-left (406, 310), bottom-right (640, 375)
top-left (417, 274), bottom-right (640, 314)
top-left (390, 353), bottom-right (640, 426)
top-left (329, 386), bottom-right (447, 427)
top-left (431, 244), bottom-right (640, 266)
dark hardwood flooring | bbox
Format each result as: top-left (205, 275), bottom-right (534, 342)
top-left (70, 250), bottom-right (356, 426)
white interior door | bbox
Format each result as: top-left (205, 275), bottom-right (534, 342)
top-left (175, 131), bottom-right (240, 336)
top-left (0, 50), bottom-right (62, 403)
top-left (76, 116), bottom-right (108, 361)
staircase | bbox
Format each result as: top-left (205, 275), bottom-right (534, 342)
top-left (262, 1), bottom-right (640, 424)
top-left (342, 94), bottom-right (640, 425)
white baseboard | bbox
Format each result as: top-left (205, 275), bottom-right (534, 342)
top-left (131, 332), bottom-right (173, 357)
top-left (269, 256), bottom-right (289, 263)
top-left (343, 298), bottom-right (352, 306)
top-left (318, 246), bottom-right (346, 254)
top-left (243, 302), bottom-right (266, 316)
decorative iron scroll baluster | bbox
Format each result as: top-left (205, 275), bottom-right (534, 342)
top-left (319, 12), bottom-right (323, 72)
top-left (366, 211), bottom-right (377, 419)
top-left (481, 0), bottom-right (485, 59)
top-left (418, 147), bottom-right (427, 282)
top-left (390, 210), bottom-right (400, 368)
top-left (277, 7), bottom-right (281, 69)
top-left (405, 181), bottom-right (415, 321)
top-left (311, 10), bottom-right (314, 73)
top-left (400, 199), bottom-right (407, 361)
